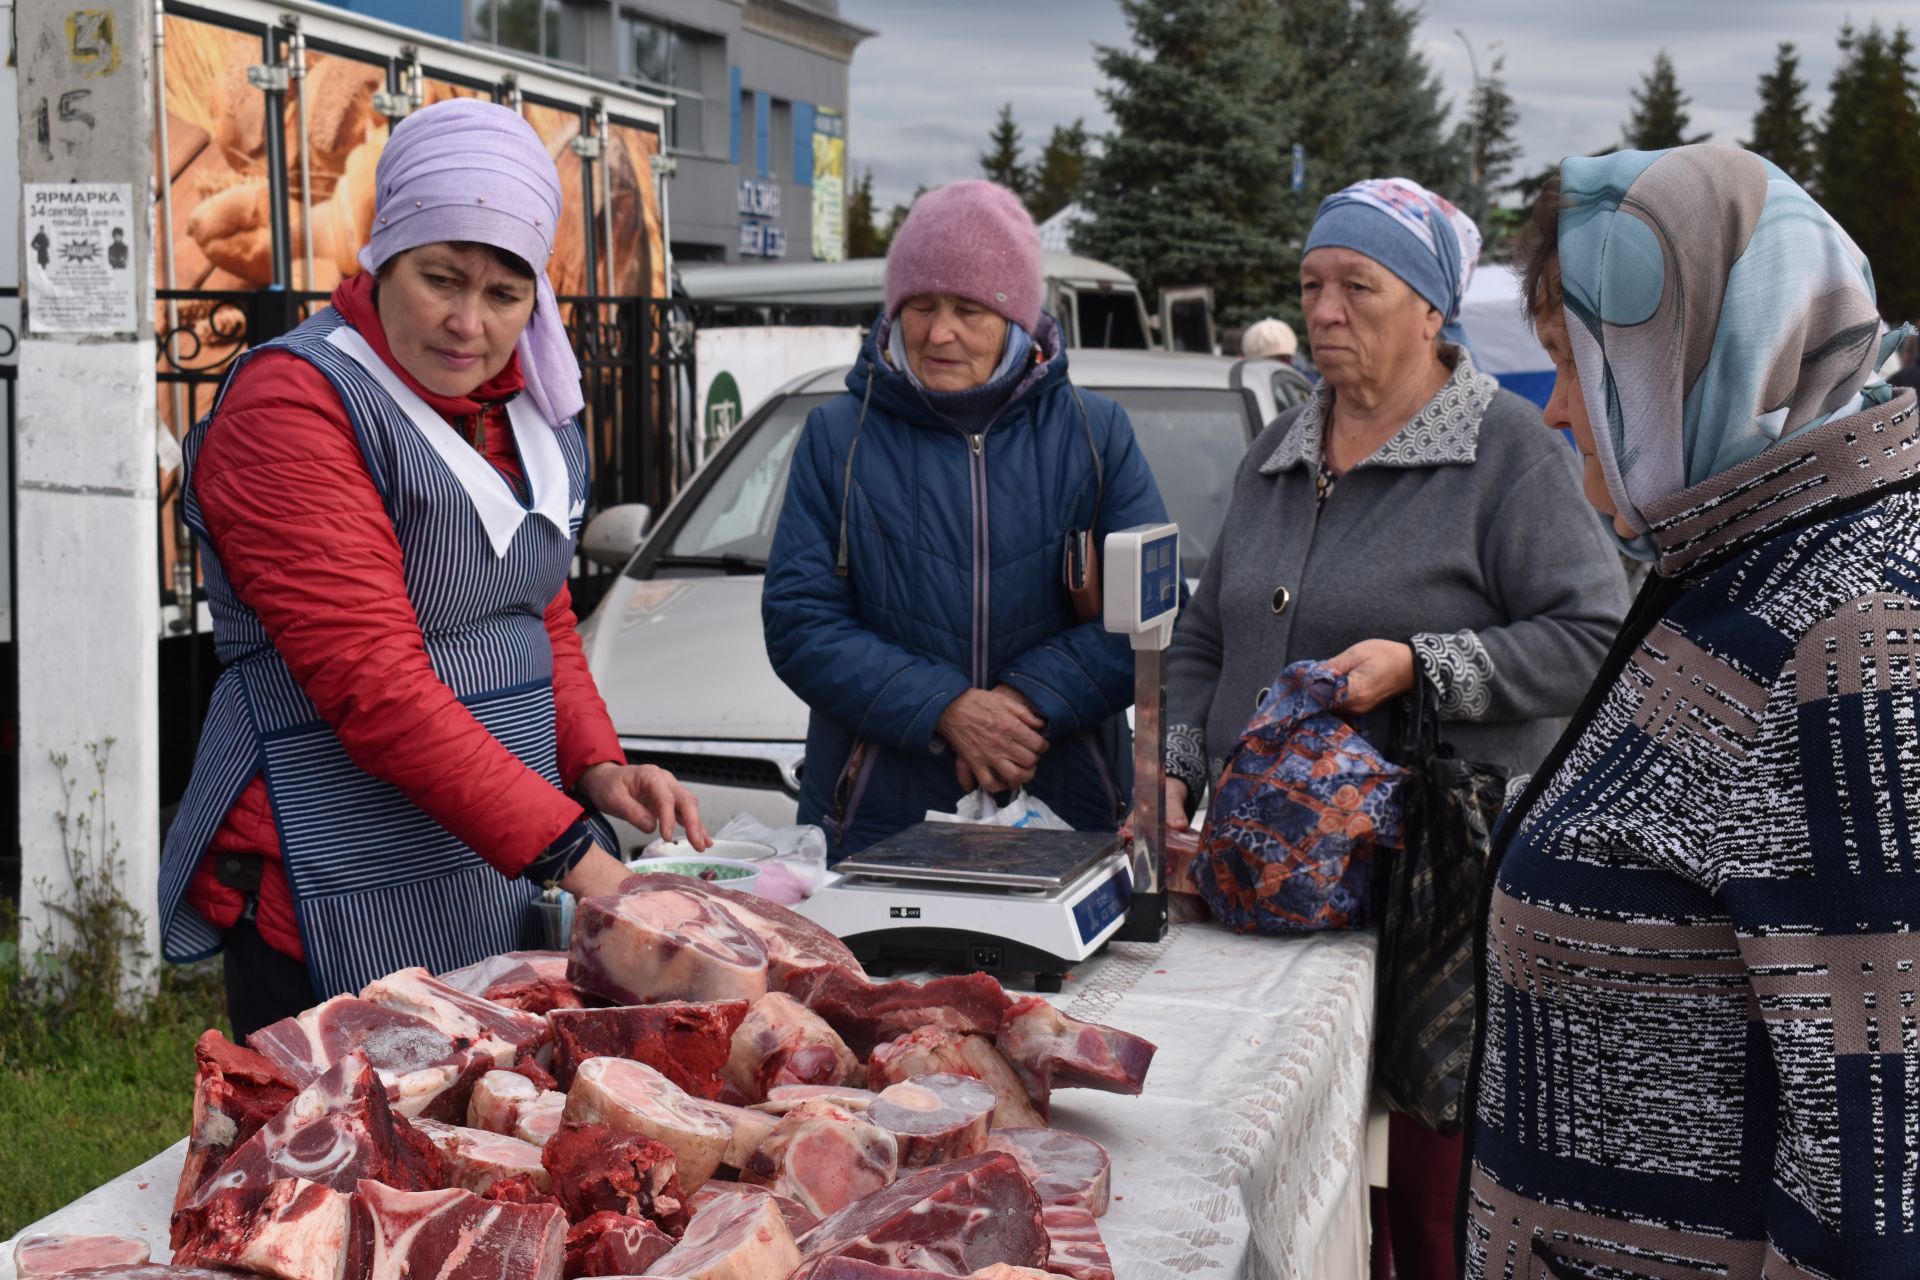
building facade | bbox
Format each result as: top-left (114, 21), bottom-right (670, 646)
top-left (318, 0), bottom-right (871, 268)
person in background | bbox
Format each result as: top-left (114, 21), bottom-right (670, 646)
top-left (1160, 176), bottom-right (1629, 1280)
top-left (1241, 316), bottom-right (1299, 364)
top-left (1465, 144), bottom-right (1920, 1280)
top-left (763, 180), bottom-right (1170, 858)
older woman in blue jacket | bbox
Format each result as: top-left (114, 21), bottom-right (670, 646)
top-left (763, 180), bottom-right (1169, 857)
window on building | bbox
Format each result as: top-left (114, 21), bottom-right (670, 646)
top-left (617, 11), bottom-right (709, 154)
top-left (769, 99), bottom-right (792, 180)
top-left (471, 0), bottom-right (581, 67)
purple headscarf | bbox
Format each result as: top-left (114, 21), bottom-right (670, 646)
top-left (359, 98), bottom-right (584, 426)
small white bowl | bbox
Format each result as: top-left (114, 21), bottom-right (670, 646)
top-left (625, 854), bottom-right (761, 897)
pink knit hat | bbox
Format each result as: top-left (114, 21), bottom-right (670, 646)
top-left (884, 180), bottom-right (1044, 330)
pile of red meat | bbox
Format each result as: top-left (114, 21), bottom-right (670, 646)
top-left (18, 873), bottom-right (1153, 1280)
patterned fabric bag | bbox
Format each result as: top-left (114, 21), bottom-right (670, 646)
top-left (1196, 662), bottom-right (1406, 933)
top-left (1374, 676), bottom-right (1510, 1133)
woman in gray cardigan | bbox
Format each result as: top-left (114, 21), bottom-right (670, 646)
top-left (1161, 177), bottom-right (1629, 1280)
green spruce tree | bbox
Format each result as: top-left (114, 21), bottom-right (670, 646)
top-left (978, 104), bottom-right (1030, 200)
top-left (846, 168), bottom-right (889, 259)
top-left (1818, 23), bottom-right (1920, 325)
top-left (1028, 120), bottom-right (1091, 224)
top-left (1454, 51), bottom-right (1521, 237)
top-left (1626, 50), bottom-right (1710, 150)
top-left (1744, 42), bottom-right (1815, 184)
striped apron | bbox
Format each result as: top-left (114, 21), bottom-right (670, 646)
top-left (157, 308), bottom-right (609, 998)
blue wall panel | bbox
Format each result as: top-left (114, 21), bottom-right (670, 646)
top-left (793, 102), bottom-right (815, 188)
top-left (729, 66), bottom-right (743, 165)
top-left (754, 92), bottom-right (771, 179)
top-left (315, 0), bottom-right (464, 41)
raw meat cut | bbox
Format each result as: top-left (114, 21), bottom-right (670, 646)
top-left (563, 1057), bottom-right (733, 1189)
top-left (796, 1151), bottom-right (1047, 1275)
top-left (996, 998), bottom-right (1154, 1107)
top-left (412, 1119), bottom-right (551, 1194)
top-left (1039, 1205), bottom-right (1113, 1280)
top-left (12, 1233), bottom-right (150, 1277)
top-left (17, 1269), bottom-right (242, 1279)
top-left (540, 1121), bottom-right (689, 1231)
top-left (647, 1182), bottom-right (802, 1280)
top-left (789, 1260), bottom-right (932, 1280)
top-left (246, 995), bottom-right (472, 1088)
top-left (690, 1097), bottom-right (778, 1170)
top-left (480, 1174), bottom-right (565, 1210)
top-left (786, 969), bottom-right (1011, 1056)
top-left (723, 993), bottom-right (861, 1101)
top-left (360, 966), bottom-right (551, 1064)
top-left (469, 1069), bottom-right (539, 1133)
top-left (981, 1128), bottom-right (1111, 1216)
top-left (439, 950), bottom-right (583, 1014)
top-left (867, 1027), bottom-right (1046, 1129)
top-left (175, 1030), bottom-right (301, 1212)
top-left (688, 1182), bottom-right (822, 1240)
top-left (870, 1074), bottom-right (996, 1167)
top-left (171, 1052), bottom-right (440, 1259)
top-left (568, 888), bottom-right (769, 1006)
top-left (547, 1000), bottom-right (748, 1096)
top-left (620, 871), bottom-right (859, 992)
top-left (515, 1091), bottom-right (568, 1147)
top-left (511, 1057), bottom-right (562, 1092)
top-left (969, 1268), bottom-right (1078, 1280)
top-left (347, 1179), bottom-right (566, 1280)
top-left (738, 1100), bottom-right (898, 1218)
top-left (563, 1211), bottom-right (675, 1278)
top-left (186, 1177), bottom-right (351, 1280)
top-left (758, 1084), bottom-right (877, 1113)
top-left (390, 1049), bottom-right (497, 1124)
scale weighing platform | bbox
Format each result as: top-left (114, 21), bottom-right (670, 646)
top-left (794, 523), bottom-right (1182, 993)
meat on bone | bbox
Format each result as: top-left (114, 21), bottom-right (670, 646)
top-left (796, 1150), bottom-right (1048, 1275)
top-left (690, 1096), bottom-right (778, 1170)
top-left (723, 992), bottom-right (861, 1102)
top-left (867, 1026), bottom-right (1046, 1129)
top-left (347, 1179), bottom-right (566, 1280)
top-left (175, 1030), bottom-right (301, 1212)
top-left (969, 1268), bottom-right (1079, 1280)
top-left (411, 1119), bottom-right (551, 1194)
top-left (688, 1181), bottom-right (822, 1240)
top-left (869, 1073), bottom-right (997, 1167)
top-left (563, 1211), bottom-right (675, 1278)
top-left (562, 1056), bottom-right (732, 1189)
top-left (567, 887), bottom-right (769, 1006)
top-left (996, 997), bottom-right (1155, 1110)
top-left (359, 966), bottom-right (550, 1064)
top-left (186, 1177), bottom-right (351, 1280)
top-left (541, 1121), bottom-right (688, 1231)
top-left (645, 1182), bottom-right (803, 1280)
top-left (1038, 1205), bottom-right (1114, 1280)
top-left (515, 1091), bottom-right (568, 1147)
top-left (438, 950), bottom-right (583, 1015)
top-left (757, 1084), bottom-right (877, 1113)
top-left (19, 1268), bottom-right (247, 1280)
top-left (245, 994), bottom-right (494, 1120)
top-left (547, 999), bottom-right (748, 1095)
top-left (620, 871), bottom-right (860, 993)
top-left (981, 1128), bottom-right (1112, 1216)
top-left (738, 1099), bottom-right (899, 1218)
top-left (12, 1234), bottom-right (151, 1277)
top-left (785, 968), bottom-right (1012, 1057)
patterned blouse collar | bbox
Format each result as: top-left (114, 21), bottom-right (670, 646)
top-left (1646, 388), bottom-right (1920, 580)
top-left (1260, 343), bottom-right (1499, 476)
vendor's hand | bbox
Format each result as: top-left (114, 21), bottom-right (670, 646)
top-left (939, 687), bottom-right (1049, 795)
top-left (557, 845), bottom-right (633, 899)
top-left (577, 762), bottom-right (712, 851)
top-left (1118, 778), bottom-right (1191, 841)
top-left (1325, 639), bottom-right (1416, 716)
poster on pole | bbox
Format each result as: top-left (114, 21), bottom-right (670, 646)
top-left (812, 109), bottom-right (846, 263)
top-left (24, 183), bottom-right (136, 333)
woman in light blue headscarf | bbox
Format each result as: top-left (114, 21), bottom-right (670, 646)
top-left (1464, 143), bottom-right (1920, 1279)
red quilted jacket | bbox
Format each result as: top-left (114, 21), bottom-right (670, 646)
top-left (185, 272), bottom-right (623, 962)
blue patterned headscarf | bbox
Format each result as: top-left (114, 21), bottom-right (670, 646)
top-left (1304, 177), bottom-right (1483, 349)
top-left (1557, 145), bottom-right (1911, 559)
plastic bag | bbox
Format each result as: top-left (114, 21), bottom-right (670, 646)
top-left (706, 812), bottom-right (831, 905)
top-left (924, 788), bottom-right (1073, 831)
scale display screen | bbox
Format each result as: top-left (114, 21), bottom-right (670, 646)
top-left (1138, 533), bottom-right (1179, 623)
top-left (1073, 867), bottom-right (1132, 944)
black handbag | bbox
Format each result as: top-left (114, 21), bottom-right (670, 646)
top-left (1374, 675), bottom-right (1510, 1134)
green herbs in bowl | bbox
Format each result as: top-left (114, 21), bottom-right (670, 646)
top-left (624, 855), bottom-right (761, 897)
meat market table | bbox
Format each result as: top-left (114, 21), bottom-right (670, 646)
top-left (1, 923), bottom-right (1377, 1280)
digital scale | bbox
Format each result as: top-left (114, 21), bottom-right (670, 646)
top-left (795, 524), bottom-right (1182, 992)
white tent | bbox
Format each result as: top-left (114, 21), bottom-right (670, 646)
top-left (1460, 264), bottom-right (1553, 406)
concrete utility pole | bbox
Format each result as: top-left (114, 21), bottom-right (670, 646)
top-left (14, 0), bottom-right (160, 992)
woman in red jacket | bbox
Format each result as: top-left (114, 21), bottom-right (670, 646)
top-left (158, 98), bottom-right (707, 1036)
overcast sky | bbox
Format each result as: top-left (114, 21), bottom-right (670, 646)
top-left (838, 0), bottom-right (1909, 213)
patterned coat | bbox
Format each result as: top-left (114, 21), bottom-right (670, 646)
top-left (1466, 389), bottom-right (1920, 1278)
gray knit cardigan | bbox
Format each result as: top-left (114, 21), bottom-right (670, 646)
top-left (1164, 348), bottom-right (1631, 793)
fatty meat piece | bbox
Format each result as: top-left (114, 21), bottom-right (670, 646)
top-left (20, 1269), bottom-right (246, 1280)
top-left (563, 1211), bottom-right (675, 1278)
top-left (789, 1261), bottom-right (933, 1280)
top-left (438, 949), bottom-right (583, 1014)
top-left (411, 1118), bottom-right (552, 1194)
top-left (757, 1084), bottom-right (877, 1114)
top-left (969, 1268), bottom-right (1079, 1280)
top-left (388, 1048), bottom-right (497, 1124)
top-left (246, 995), bottom-right (472, 1088)
top-left (348, 1178), bottom-right (566, 1280)
top-left (688, 1181), bottom-right (822, 1240)
top-left (646, 1182), bottom-right (802, 1280)
top-left (981, 1128), bottom-right (1112, 1216)
top-left (541, 1121), bottom-right (689, 1231)
top-left (547, 999), bottom-right (748, 1095)
top-left (12, 1233), bottom-right (151, 1277)
top-left (568, 887), bottom-right (770, 1006)
top-left (515, 1090), bottom-right (569, 1146)
top-left (468, 1068), bottom-right (538, 1132)
top-left (1039, 1205), bottom-right (1114, 1280)
top-left (359, 966), bottom-right (551, 1064)
top-left (870, 1073), bottom-right (996, 1167)
top-left (564, 1056), bottom-right (733, 1189)
top-left (867, 1026), bottom-right (1046, 1129)
top-left (996, 997), bottom-right (1155, 1107)
top-left (723, 992), bottom-right (862, 1101)
top-left (175, 1029), bottom-right (301, 1212)
top-left (186, 1176), bottom-right (351, 1280)
top-left (621, 870), bottom-right (860, 992)
top-left (796, 1151), bottom-right (1048, 1275)
top-left (689, 1096), bottom-right (778, 1170)
top-left (738, 1100), bottom-right (899, 1218)
top-left (785, 968), bottom-right (1012, 1056)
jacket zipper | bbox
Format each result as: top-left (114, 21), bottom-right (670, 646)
top-left (968, 431), bottom-right (989, 690)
